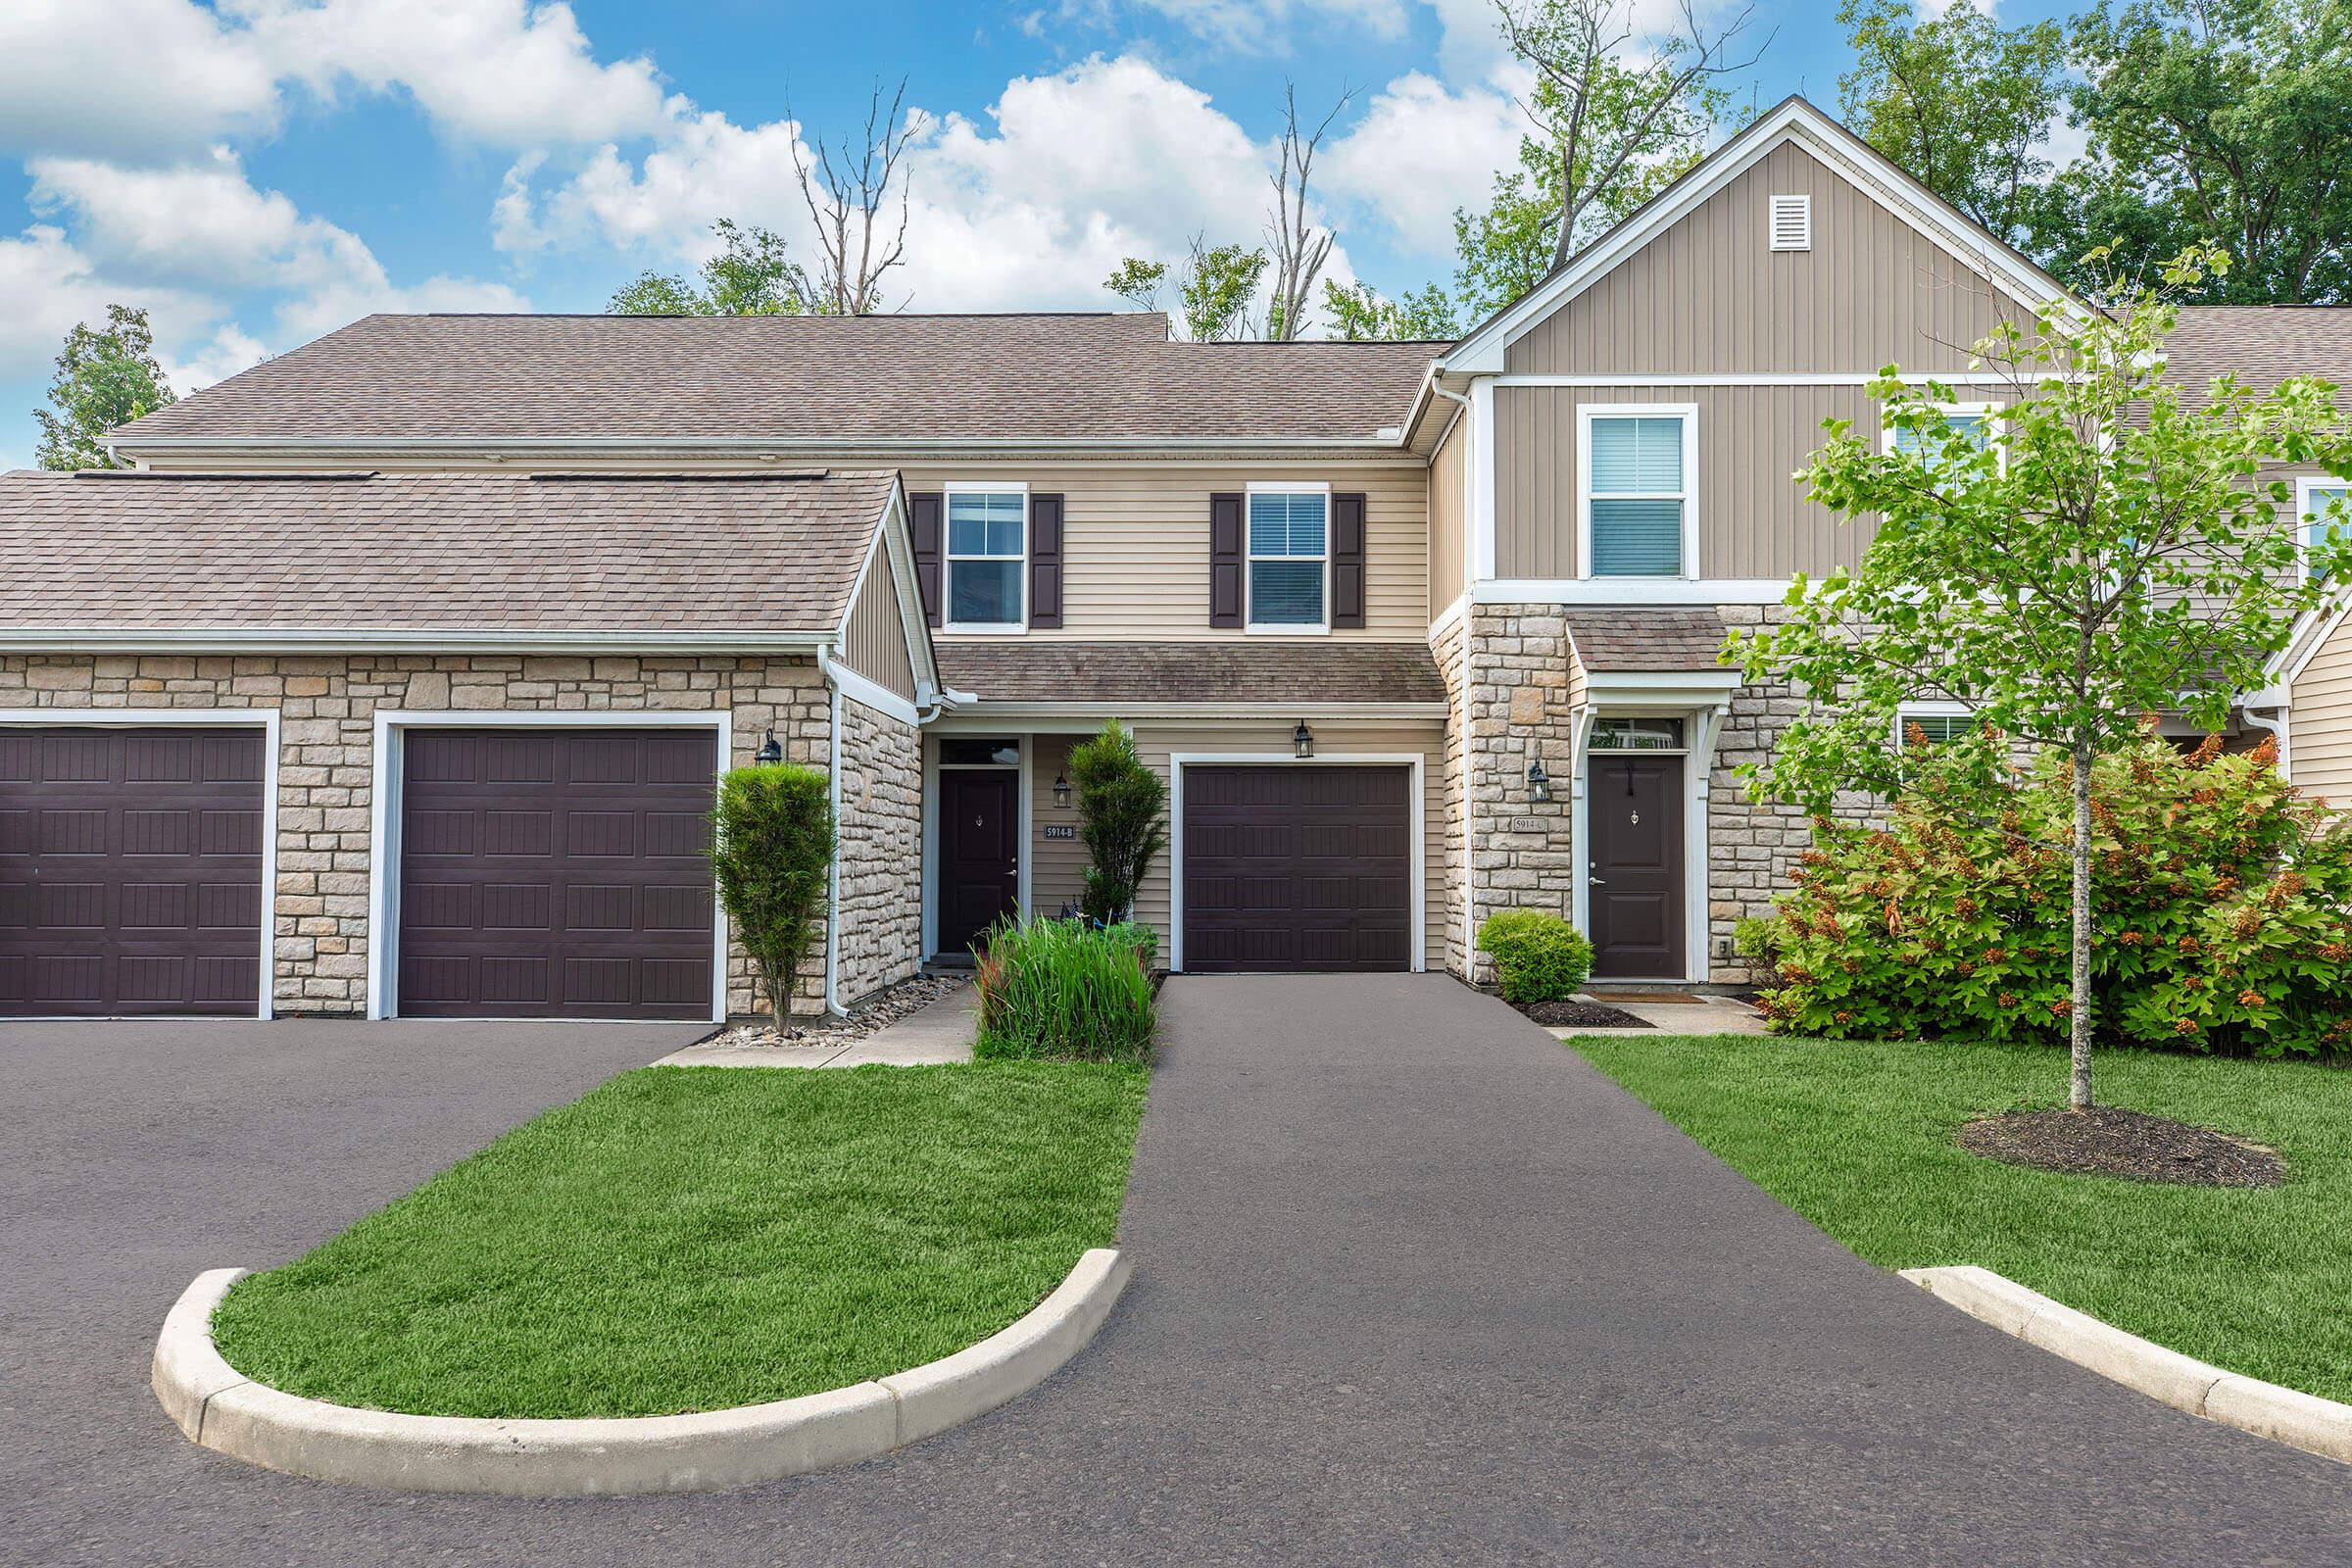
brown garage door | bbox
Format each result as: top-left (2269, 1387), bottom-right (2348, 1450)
top-left (397, 728), bottom-right (717, 1019)
top-left (1181, 763), bottom-right (1412, 973)
top-left (0, 725), bottom-right (265, 1017)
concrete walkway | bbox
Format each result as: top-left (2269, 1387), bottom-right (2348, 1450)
top-left (1553, 990), bottom-right (1771, 1036)
top-left (7, 982), bottom-right (2350, 1565)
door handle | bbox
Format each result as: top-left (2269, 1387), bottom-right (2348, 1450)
top-left (1590, 877), bottom-right (1607, 886)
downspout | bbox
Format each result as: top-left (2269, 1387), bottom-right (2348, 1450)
top-left (2238, 685), bottom-right (2290, 778)
top-left (815, 644), bottom-right (850, 1018)
top-left (1429, 376), bottom-right (1478, 974)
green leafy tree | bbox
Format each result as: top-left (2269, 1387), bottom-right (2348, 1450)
top-left (2064, 0), bottom-right (2352, 303)
top-left (1104, 238), bottom-right (1269, 341)
top-left (609, 219), bottom-right (817, 317)
top-left (1320, 278), bottom-right (1461, 341)
top-left (1728, 244), bottom-right (2352, 1109)
top-left (710, 761), bottom-right (836, 1032)
top-left (1837, 0), bottom-right (2069, 250)
top-left (34, 305), bottom-right (177, 470)
top-left (1067, 720), bottom-right (1167, 924)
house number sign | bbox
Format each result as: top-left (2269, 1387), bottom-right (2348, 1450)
top-left (1043, 825), bottom-right (1078, 840)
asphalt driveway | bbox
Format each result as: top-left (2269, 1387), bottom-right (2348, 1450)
top-left (6, 980), bottom-right (2350, 1566)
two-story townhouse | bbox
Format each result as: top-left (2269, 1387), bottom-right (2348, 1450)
top-left (4, 94), bottom-right (2346, 1024)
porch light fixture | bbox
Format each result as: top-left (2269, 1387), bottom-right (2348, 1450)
top-left (1293, 720), bottom-right (1314, 759)
top-left (755, 729), bottom-right (783, 764)
top-left (1527, 756), bottom-right (1552, 803)
top-left (1053, 771), bottom-right (1072, 808)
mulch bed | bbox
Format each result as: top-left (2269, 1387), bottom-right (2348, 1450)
top-left (1508, 998), bottom-right (1654, 1029)
top-left (703, 972), bottom-right (968, 1052)
top-left (1955, 1105), bottom-right (2286, 1188)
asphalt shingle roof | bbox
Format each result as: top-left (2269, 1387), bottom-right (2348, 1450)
top-left (937, 641), bottom-right (1448, 706)
top-left (2167, 307), bottom-right (2352, 398)
top-left (1563, 609), bottom-right (1733, 672)
top-left (0, 469), bottom-right (896, 633)
top-left (114, 314), bottom-right (1445, 447)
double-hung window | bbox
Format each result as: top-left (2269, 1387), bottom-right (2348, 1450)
top-left (1246, 486), bottom-right (1329, 630)
top-left (1581, 406), bottom-right (1695, 578)
top-left (2299, 476), bottom-right (2348, 585)
top-left (946, 485), bottom-right (1027, 630)
top-left (1885, 403), bottom-right (1999, 469)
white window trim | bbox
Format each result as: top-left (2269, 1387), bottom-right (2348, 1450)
top-left (942, 480), bottom-right (1030, 635)
top-left (1243, 479), bottom-right (1334, 635)
top-left (1166, 753), bottom-right (1425, 974)
top-left (1768, 192), bottom-right (1812, 251)
top-left (365, 709), bottom-right (733, 1024)
top-left (1577, 403), bottom-right (1699, 582)
top-left (2296, 475), bottom-right (2349, 585)
top-left (1894, 700), bottom-right (1973, 749)
top-left (0, 707), bottom-right (281, 1020)
top-left (1881, 401), bottom-right (2004, 470)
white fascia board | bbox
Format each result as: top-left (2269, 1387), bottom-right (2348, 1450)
top-left (113, 432), bottom-right (1417, 460)
top-left (827, 659), bottom-right (922, 725)
top-left (0, 628), bottom-right (834, 655)
top-left (1474, 578), bottom-right (1799, 606)
top-left (928, 701), bottom-right (1448, 728)
top-left (1443, 99), bottom-right (2076, 377)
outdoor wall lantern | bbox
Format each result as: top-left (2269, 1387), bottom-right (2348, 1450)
top-left (1293, 720), bottom-right (1314, 759)
top-left (1053, 771), bottom-right (1072, 808)
top-left (1527, 755), bottom-right (1552, 803)
top-left (755, 729), bottom-right (783, 764)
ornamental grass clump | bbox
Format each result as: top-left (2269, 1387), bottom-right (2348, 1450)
top-left (973, 917), bottom-right (1158, 1063)
top-left (1752, 731), bottom-right (2352, 1058)
top-left (1476, 908), bottom-right (1594, 1004)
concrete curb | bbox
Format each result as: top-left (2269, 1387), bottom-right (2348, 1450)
top-left (1902, 1265), bottom-right (2352, 1466)
top-left (153, 1250), bottom-right (1131, 1495)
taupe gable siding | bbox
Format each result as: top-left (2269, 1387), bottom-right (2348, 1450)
top-left (839, 544), bottom-right (918, 702)
top-left (2291, 604), bottom-right (2352, 808)
top-left (902, 464), bottom-right (1431, 642)
top-left (1503, 140), bottom-right (2034, 377)
top-left (1494, 383), bottom-right (1884, 579)
top-left (1428, 412), bottom-right (1467, 615)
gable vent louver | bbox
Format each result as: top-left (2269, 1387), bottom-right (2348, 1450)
top-left (1769, 193), bottom-right (1812, 252)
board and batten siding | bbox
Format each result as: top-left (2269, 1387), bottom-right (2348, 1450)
top-left (902, 465), bottom-right (1430, 642)
top-left (2292, 612), bottom-right (2352, 808)
top-left (1125, 719), bottom-right (1449, 971)
top-left (1503, 140), bottom-right (2038, 377)
top-left (1428, 412), bottom-right (1468, 616)
top-left (1494, 383), bottom-right (1886, 580)
top-left (838, 546), bottom-right (918, 701)
top-left (1027, 732), bottom-right (1092, 917)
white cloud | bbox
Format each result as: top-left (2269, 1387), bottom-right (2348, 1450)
top-left (161, 323), bottom-right (272, 396)
top-left (0, 223), bottom-right (223, 385)
top-left (1134, 0), bottom-right (1411, 54)
top-left (0, 0), bottom-right (278, 159)
top-left (1320, 72), bottom-right (1525, 259)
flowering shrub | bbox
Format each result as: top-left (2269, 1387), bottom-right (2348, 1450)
top-left (1753, 732), bottom-right (2352, 1057)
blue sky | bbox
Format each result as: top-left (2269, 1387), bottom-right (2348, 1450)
top-left (0, 0), bottom-right (2070, 469)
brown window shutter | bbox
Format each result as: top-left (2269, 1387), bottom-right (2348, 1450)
top-left (1332, 492), bottom-right (1367, 628)
top-left (1028, 493), bottom-right (1064, 629)
top-left (1209, 492), bottom-right (1245, 628)
top-left (907, 491), bottom-right (943, 628)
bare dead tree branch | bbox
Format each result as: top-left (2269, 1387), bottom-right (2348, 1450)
top-left (1264, 83), bottom-right (1350, 342)
top-left (790, 78), bottom-right (916, 315)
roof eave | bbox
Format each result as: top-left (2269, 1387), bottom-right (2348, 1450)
top-left (0, 628), bottom-right (838, 656)
top-left (107, 432), bottom-right (1418, 462)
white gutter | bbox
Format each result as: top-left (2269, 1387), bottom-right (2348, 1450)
top-left (0, 628), bottom-right (832, 655)
top-left (112, 432), bottom-right (1415, 460)
top-left (1427, 377), bottom-right (1478, 974)
top-left (815, 644), bottom-right (851, 1018)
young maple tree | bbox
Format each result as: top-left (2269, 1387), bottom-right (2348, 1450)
top-left (1730, 244), bottom-right (2352, 1109)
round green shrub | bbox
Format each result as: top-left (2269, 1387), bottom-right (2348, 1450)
top-left (1475, 908), bottom-right (1595, 1004)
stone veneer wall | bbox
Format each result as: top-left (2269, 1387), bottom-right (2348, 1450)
top-left (1430, 611), bottom-right (1470, 977)
top-left (0, 653), bottom-right (922, 1018)
top-left (833, 695), bottom-right (923, 1004)
top-left (1465, 603), bottom-right (1827, 986)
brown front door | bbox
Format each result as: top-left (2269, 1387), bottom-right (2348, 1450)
top-left (397, 728), bottom-right (716, 1019)
top-left (0, 726), bottom-right (266, 1017)
top-left (938, 769), bottom-right (1018, 956)
top-left (1589, 753), bottom-right (1685, 979)
top-left (1182, 763), bottom-right (1412, 972)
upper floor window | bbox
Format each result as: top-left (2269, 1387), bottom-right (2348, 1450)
top-left (2298, 476), bottom-right (2347, 585)
top-left (1885, 403), bottom-right (1998, 469)
top-left (1581, 406), bottom-right (1695, 578)
top-left (1896, 703), bottom-right (1976, 748)
top-left (1247, 486), bottom-right (1329, 630)
top-left (946, 484), bottom-right (1026, 630)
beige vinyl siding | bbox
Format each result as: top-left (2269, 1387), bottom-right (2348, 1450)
top-left (905, 464), bottom-right (1431, 642)
top-left (838, 546), bottom-right (917, 701)
top-left (2292, 612), bottom-right (2352, 808)
top-left (1027, 731), bottom-right (1090, 916)
top-left (1126, 719), bottom-right (1448, 970)
top-left (1428, 411), bottom-right (1468, 615)
top-left (1494, 383), bottom-right (1882, 579)
top-left (1504, 140), bottom-right (2036, 376)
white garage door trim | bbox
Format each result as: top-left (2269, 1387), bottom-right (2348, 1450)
top-left (366, 709), bottom-right (733, 1023)
top-left (1167, 753), bottom-right (1425, 975)
top-left (0, 706), bottom-right (281, 1020)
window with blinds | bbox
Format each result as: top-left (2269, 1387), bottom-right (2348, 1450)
top-left (2303, 482), bottom-right (2347, 584)
top-left (1898, 710), bottom-right (1974, 747)
top-left (1585, 413), bottom-right (1690, 577)
top-left (946, 488), bottom-right (1027, 628)
top-left (1247, 490), bottom-right (1329, 627)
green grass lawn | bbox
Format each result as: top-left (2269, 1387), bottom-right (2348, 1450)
top-left (211, 1062), bottom-right (1147, 1420)
top-left (1573, 1033), bottom-right (2352, 1403)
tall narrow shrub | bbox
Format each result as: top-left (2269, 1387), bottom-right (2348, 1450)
top-left (710, 762), bottom-right (836, 1032)
top-left (1069, 720), bottom-right (1167, 924)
